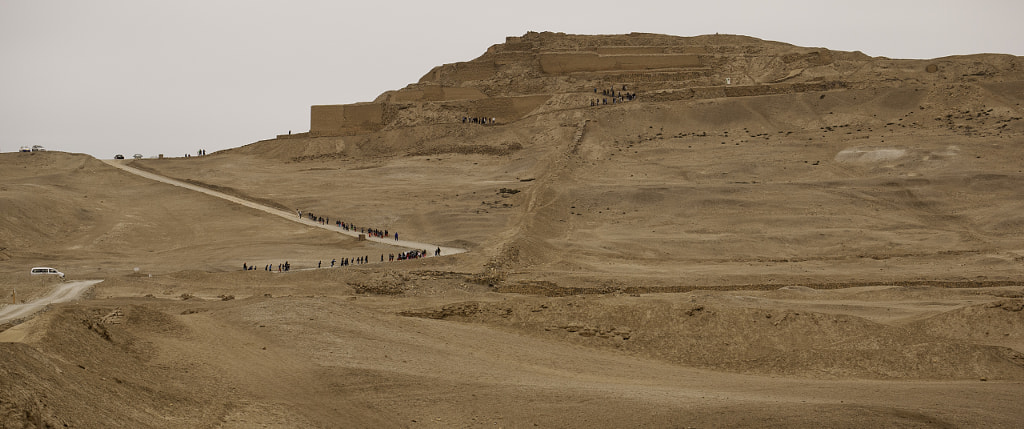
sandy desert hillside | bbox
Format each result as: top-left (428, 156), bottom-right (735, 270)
top-left (2, 32), bottom-right (1024, 428)
top-left (153, 31), bottom-right (1024, 290)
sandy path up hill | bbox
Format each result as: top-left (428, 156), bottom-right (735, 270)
top-left (100, 159), bottom-right (468, 258)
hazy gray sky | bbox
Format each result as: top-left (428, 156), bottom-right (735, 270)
top-left (2, 0), bottom-right (1021, 158)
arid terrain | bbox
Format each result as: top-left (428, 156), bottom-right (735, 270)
top-left (2, 32), bottom-right (1024, 427)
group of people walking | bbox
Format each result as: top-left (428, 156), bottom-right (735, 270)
top-left (462, 116), bottom-right (497, 125)
top-left (326, 257), bottom-right (369, 267)
top-left (298, 209), bottom-right (399, 241)
top-left (241, 246), bottom-right (443, 272)
top-left (390, 248), bottom-right (437, 261)
top-left (236, 210), bottom-right (444, 272)
top-left (591, 85), bottom-right (638, 106)
top-left (242, 261), bottom-right (291, 272)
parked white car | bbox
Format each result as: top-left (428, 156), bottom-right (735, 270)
top-left (30, 267), bottom-right (65, 278)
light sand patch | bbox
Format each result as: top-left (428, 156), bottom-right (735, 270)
top-left (834, 147), bottom-right (907, 163)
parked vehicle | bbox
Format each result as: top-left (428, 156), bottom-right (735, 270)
top-left (114, 154), bottom-right (125, 159)
top-left (30, 267), bottom-right (65, 278)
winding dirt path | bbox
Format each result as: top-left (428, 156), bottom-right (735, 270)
top-left (100, 159), bottom-right (468, 257)
top-left (0, 280), bottom-right (103, 325)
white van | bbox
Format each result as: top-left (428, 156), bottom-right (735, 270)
top-left (30, 267), bottom-right (65, 278)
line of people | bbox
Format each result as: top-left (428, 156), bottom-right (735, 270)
top-left (326, 256), bottom-right (371, 267)
top-left (241, 246), bottom-right (444, 271)
top-left (242, 261), bottom-right (290, 271)
top-left (462, 116), bottom-right (497, 125)
top-left (297, 209), bottom-right (400, 241)
top-left (236, 209), bottom-right (447, 272)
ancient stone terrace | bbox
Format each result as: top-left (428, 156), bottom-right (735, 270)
top-left (308, 32), bottom-right (846, 137)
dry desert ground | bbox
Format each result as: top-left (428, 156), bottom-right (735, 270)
top-left (2, 32), bottom-right (1024, 428)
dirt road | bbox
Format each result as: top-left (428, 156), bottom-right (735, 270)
top-left (0, 280), bottom-right (103, 324)
top-left (100, 159), bottom-right (468, 257)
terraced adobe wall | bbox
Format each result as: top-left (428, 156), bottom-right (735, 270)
top-left (310, 103), bottom-right (384, 136)
top-left (387, 85), bottom-right (489, 102)
top-left (418, 61), bottom-right (498, 84)
top-left (539, 52), bottom-right (701, 74)
top-left (465, 94), bottom-right (551, 121)
top-left (641, 81), bottom-right (847, 102)
top-left (310, 93), bottom-right (550, 136)
top-left (596, 46), bottom-right (668, 55)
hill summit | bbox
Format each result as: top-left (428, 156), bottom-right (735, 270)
top-left (272, 31), bottom-right (1022, 142)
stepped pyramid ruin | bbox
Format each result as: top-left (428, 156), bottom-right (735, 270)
top-left (298, 31), bottom-right (1021, 139)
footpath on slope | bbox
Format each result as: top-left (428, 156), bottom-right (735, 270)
top-left (100, 159), bottom-right (468, 259)
top-left (0, 280), bottom-right (104, 326)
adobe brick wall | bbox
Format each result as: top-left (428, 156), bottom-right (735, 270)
top-left (310, 93), bottom-right (553, 136)
top-left (303, 34), bottom-right (855, 138)
top-left (310, 103), bottom-right (384, 136)
top-left (596, 46), bottom-right (667, 55)
top-left (465, 94), bottom-right (551, 120)
top-left (419, 62), bottom-right (497, 84)
top-left (641, 81), bottom-right (847, 103)
top-left (539, 52), bottom-right (701, 74)
top-left (310, 105), bottom-right (346, 135)
top-left (387, 85), bottom-right (488, 103)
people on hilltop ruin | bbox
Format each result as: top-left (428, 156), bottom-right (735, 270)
top-left (461, 116), bottom-right (497, 125)
top-left (590, 87), bottom-right (637, 107)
